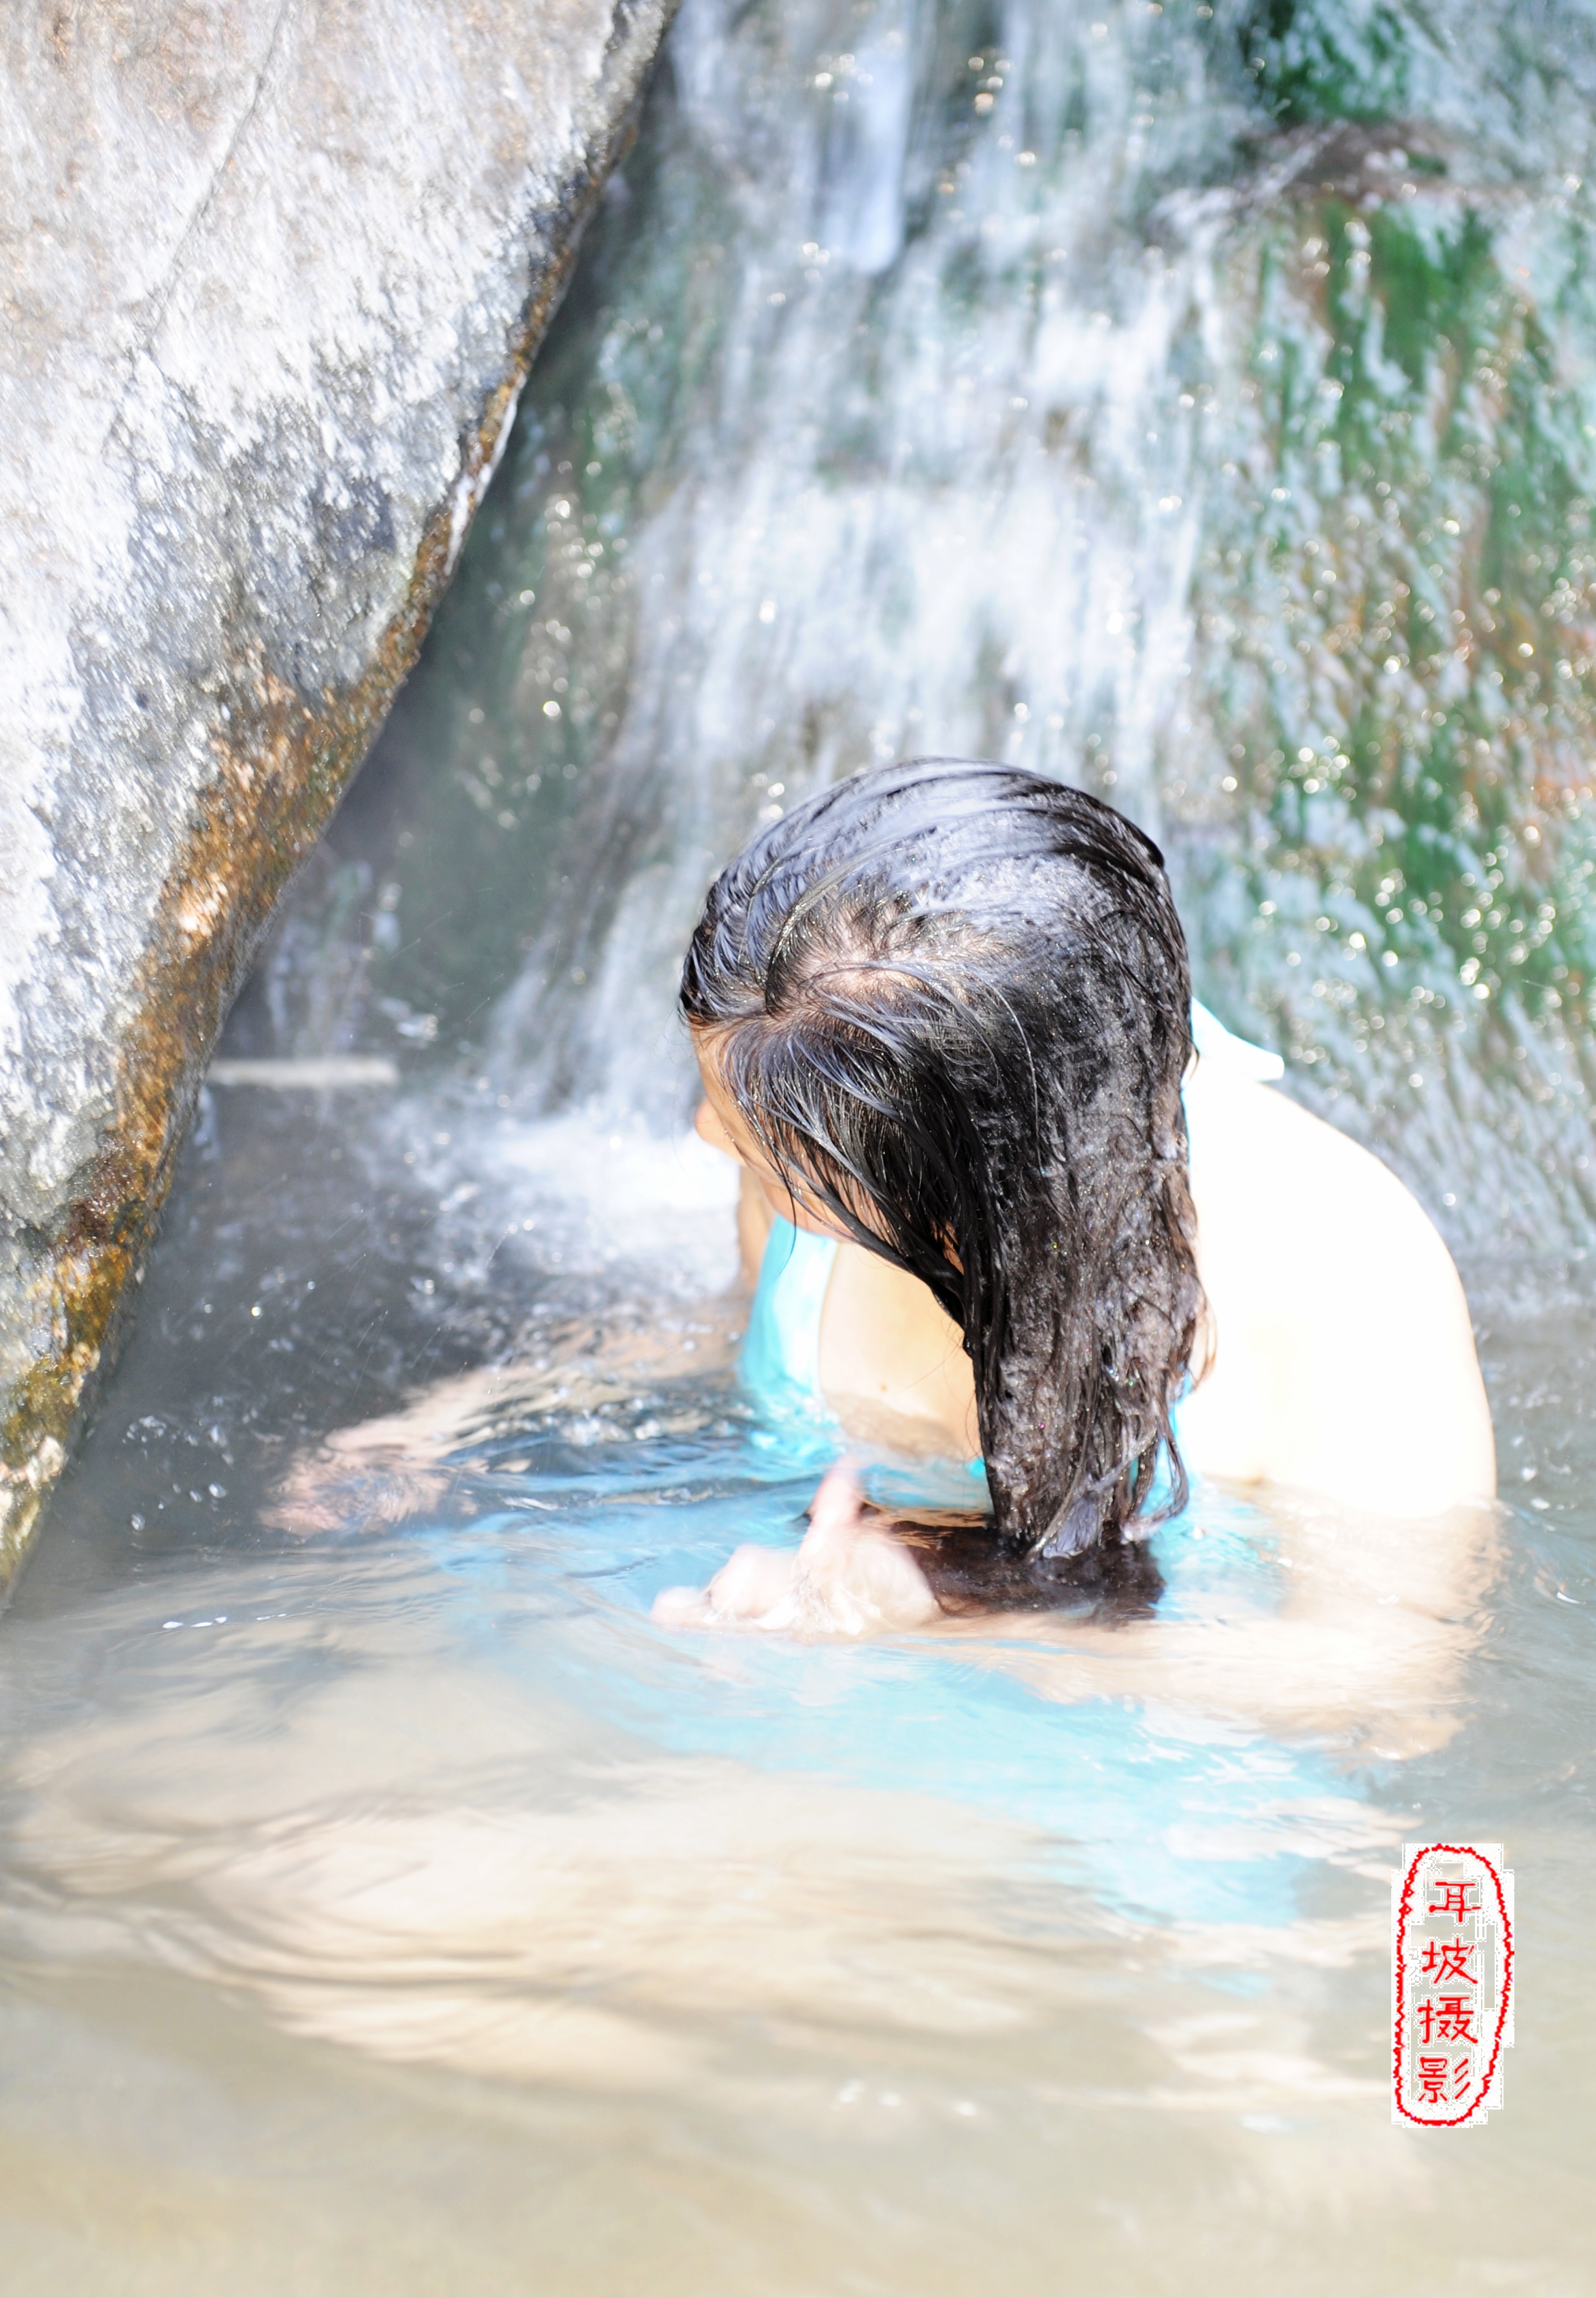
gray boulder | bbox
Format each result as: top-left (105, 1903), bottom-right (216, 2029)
top-left (0, 0), bottom-right (676, 1591)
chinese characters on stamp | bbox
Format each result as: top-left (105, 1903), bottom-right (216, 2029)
top-left (1392, 1842), bottom-right (1514, 2127)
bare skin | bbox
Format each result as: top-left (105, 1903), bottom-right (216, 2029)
top-left (273, 1034), bottom-right (1497, 1743)
top-left (653, 1454), bottom-right (1497, 1758)
top-left (688, 1034), bottom-right (1495, 1510)
top-left (654, 1034), bottom-right (1497, 1668)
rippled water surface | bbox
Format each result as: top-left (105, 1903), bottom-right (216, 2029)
top-left (6, 0), bottom-right (1596, 2288)
top-left (3, 1087), bottom-right (1593, 2293)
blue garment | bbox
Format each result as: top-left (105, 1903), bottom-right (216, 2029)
top-left (700, 996), bottom-right (1347, 1930)
top-left (406, 1000), bottom-right (1349, 1935)
top-left (739, 1213), bottom-right (990, 1507)
top-left (739, 997), bottom-right (1282, 1444)
top-left (740, 1217), bottom-right (844, 1439)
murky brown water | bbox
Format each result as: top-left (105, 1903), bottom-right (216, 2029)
top-left (8, 0), bottom-right (1596, 2282)
top-left (2, 1078), bottom-right (1592, 2293)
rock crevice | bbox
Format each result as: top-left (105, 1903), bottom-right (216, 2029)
top-left (0, 0), bottom-right (678, 1590)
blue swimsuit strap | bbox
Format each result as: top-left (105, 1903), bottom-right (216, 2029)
top-left (739, 998), bottom-right (1280, 1444)
top-left (740, 1216), bottom-right (839, 1424)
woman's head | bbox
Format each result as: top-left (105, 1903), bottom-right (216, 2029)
top-left (681, 759), bottom-right (1203, 1577)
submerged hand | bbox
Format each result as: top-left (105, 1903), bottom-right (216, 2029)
top-left (652, 1463), bottom-right (940, 1637)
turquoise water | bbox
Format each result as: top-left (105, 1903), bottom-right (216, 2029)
top-left (4, 0), bottom-right (1596, 2288)
top-left (1, 1084), bottom-right (1591, 2291)
top-left (439, 1458), bottom-right (1340, 1935)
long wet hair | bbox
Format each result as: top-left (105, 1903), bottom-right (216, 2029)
top-left (680, 759), bottom-right (1206, 1601)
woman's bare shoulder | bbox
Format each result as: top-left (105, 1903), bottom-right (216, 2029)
top-left (1185, 1062), bottom-right (1457, 1284)
top-left (1182, 1062), bottom-right (1495, 1511)
top-left (820, 1243), bottom-right (980, 1458)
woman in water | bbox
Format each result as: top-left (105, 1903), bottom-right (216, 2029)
top-left (280, 757), bottom-right (1494, 1681)
top-left (650, 758), bottom-right (1494, 1637)
top-left (231, 757), bottom-right (1499, 2091)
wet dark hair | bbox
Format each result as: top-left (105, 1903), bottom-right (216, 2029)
top-left (680, 759), bottom-right (1206, 1606)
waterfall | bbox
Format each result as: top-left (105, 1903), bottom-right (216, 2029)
top-left (255, 0), bottom-right (1596, 1260)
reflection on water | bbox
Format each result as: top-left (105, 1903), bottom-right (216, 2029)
top-left (6, 0), bottom-right (1596, 2287)
top-left (3, 1091), bottom-right (1595, 2291)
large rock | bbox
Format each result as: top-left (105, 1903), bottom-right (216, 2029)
top-left (0, 0), bottom-right (676, 1591)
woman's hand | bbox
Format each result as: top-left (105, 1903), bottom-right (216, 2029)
top-left (652, 1462), bottom-right (942, 1637)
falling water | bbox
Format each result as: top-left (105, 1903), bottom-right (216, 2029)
top-left (254, 0), bottom-right (1596, 1260)
top-left (5, 5), bottom-right (1596, 2290)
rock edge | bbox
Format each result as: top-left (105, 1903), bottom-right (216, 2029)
top-left (0, 0), bottom-right (678, 1592)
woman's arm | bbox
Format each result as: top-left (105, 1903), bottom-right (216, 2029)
top-left (652, 1461), bottom-right (1499, 1757)
top-left (269, 1310), bottom-right (743, 1532)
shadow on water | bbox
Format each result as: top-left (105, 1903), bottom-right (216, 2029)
top-left (5, 2), bottom-right (1596, 2292)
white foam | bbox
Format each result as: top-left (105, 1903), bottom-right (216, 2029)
top-left (470, 1112), bottom-right (740, 1291)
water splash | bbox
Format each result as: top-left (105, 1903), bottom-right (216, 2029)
top-left (251, 0), bottom-right (1596, 1258)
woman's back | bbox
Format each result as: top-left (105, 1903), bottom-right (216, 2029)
top-left (725, 1057), bottom-right (1494, 1521)
top-left (682, 755), bottom-right (1496, 1615)
top-left (1176, 1060), bottom-right (1493, 1516)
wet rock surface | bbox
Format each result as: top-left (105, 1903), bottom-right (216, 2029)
top-left (0, 0), bottom-right (676, 1590)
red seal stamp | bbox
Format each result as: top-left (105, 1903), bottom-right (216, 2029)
top-left (1392, 1842), bottom-right (1514, 2127)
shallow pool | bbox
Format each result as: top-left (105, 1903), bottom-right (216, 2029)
top-left (9, 0), bottom-right (1596, 2278)
top-left (2, 1089), bottom-right (1592, 2296)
